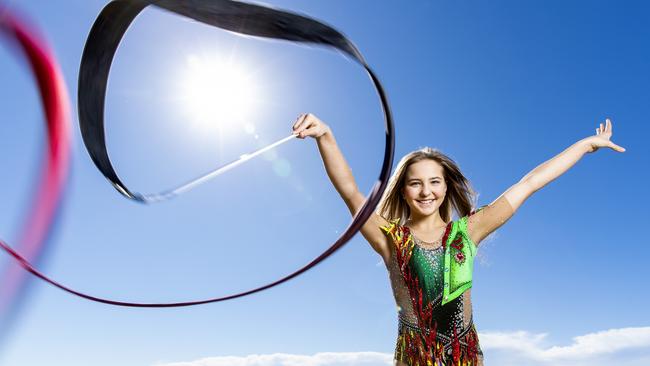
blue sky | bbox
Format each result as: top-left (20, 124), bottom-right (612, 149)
top-left (1, 1), bottom-right (649, 365)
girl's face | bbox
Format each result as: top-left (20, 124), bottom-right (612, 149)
top-left (402, 159), bottom-right (447, 219)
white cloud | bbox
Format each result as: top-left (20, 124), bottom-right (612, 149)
top-left (153, 327), bottom-right (650, 366)
top-left (481, 326), bottom-right (650, 366)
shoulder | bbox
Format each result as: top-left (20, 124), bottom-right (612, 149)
top-left (453, 206), bottom-right (488, 247)
top-left (456, 206), bottom-right (486, 232)
top-left (380, 218), bottom-right (407, 236)
top-left (380, 218), bottom-right (412, 249)
top-left (380, 217), bottom-right (399, 232)
top-left (466, 196), bottom-right (516, 246)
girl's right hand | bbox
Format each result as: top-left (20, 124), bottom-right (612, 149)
top-left (583, 118), bottom-right (626, 153)
top-left (292, 113), bottom-right (331, 140)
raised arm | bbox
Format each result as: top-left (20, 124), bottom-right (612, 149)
top-left (468, 118), bottom-right (626, 245)
top-left (292, 113), bottom-right (392, 260)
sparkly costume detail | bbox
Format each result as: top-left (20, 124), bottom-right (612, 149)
top-left (382, 217), bottom-right (483, 366)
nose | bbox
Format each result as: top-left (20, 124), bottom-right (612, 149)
top-left (420, 184), bottom-right (432, 196)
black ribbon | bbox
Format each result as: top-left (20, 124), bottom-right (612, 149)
top-left (76, 0), bottom-right (394, 306)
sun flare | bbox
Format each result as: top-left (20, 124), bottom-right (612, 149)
top-left (180, 54), bottom-right (260, 136)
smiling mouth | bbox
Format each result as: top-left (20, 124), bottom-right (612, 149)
top-left (416, 199), bottom-right (435, 205)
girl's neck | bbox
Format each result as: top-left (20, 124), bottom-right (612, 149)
top-left (406, 212), bottom-right (448, 232)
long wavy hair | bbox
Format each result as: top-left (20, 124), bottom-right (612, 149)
top-left (377, 147), bottom-right (478, 225)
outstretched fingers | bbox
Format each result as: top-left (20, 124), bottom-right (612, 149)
top-left (609, 140), bottom-right (626, 152)
top-left (604, 118), bottom-right (625, 152)
top-left (596, 118), bottom-right (613, 137)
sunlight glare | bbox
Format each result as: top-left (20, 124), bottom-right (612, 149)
top-left (180, 54), bottom-right (260, 136)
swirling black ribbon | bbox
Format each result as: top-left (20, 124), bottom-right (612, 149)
top-left (64, 0), bottom-right (394, 307)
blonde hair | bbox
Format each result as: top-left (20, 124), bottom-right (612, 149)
top-left (377, 147), bottom-right (477, 225)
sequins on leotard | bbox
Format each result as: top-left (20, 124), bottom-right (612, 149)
top-left (384, 222), bottom-right (483, 366)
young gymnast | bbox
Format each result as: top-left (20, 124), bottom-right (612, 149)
top-left (292, 113), bottom-right (625, 366)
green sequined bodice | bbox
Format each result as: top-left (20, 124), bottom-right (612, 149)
top-left (410, 243), bottom-right (445, 305)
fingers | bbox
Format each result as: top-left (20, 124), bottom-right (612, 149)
top-left (609, 141), bottom-right (626, 153)
top-left (606, 118), bottom-right (613, 134)
top-left (292, 113), bottom-right (307, 130)
top-left (292, 113), bottom-right (308, 138)
top-left (301, 125), bottom-right (320, 138)
top-left (596, 118), bottom-right (613, 135)
top-left (293, 113), bottom-right (318, 139)
top-left (292, 113), bottom-right (324, 139)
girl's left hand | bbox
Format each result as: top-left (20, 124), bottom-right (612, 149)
top-left (584, 118), bottom-right (626, 153)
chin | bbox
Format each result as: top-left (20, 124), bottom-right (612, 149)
top-left (413, 208), bottom-right (436, 217)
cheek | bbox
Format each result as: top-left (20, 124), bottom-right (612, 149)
top-left (434, 184), bottom-right (446, 195)
top-left (403, 186), bottom-right (418, 198)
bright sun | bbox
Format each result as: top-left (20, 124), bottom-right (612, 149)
top-left (180, 54), bottom-right (260, 136)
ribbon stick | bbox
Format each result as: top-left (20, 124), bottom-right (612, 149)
top-left (134, 134), bottom-right (298, 203)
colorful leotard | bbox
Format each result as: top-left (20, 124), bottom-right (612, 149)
top-left (382, 215), bottom-right (483, 366)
